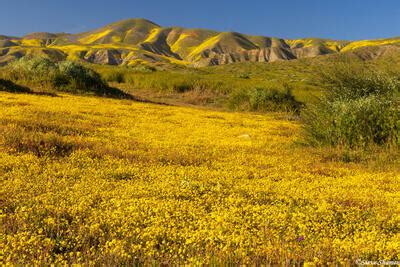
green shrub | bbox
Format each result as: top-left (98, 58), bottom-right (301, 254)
top-left (304, 96), bottom-right (399, 147)
top-left (228, 87), bottom-right (302, 113)
top-left (237, 73), bottom-right (250, 79)
top-left (4, 57), bottom-right (58, 88)
top-left (0, 57), bottom-right (129, 97)
top-left (304, 66), bottom-right (400, 148)
top-left (131, 64), bottom-right (157, 73)
top-left (320, 64), bottom-right (399, 100)
top-left (56, 61), bottom-right (108, 94)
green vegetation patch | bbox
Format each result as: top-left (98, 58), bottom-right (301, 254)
top-left (0, 57), bottom-right (131, 98)
top-left (303, 64), bottom-right (400, 148)
top-left (228, 87), bottom-right (302, 113)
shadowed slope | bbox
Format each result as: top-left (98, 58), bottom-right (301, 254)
top-left (0, 79), bottom-right (31, 93)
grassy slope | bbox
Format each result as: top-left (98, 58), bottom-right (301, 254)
top-left (92, 56), bottom-right (329, 107)
top-left (2, 44), bottom-right (399, 111)
top-left (95, 51), bottom-right (400, 108)
top-left (1, 91), bottom-right (399, 264)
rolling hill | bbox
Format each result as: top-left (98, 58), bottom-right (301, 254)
top-left (1, 18), bottom-right (400, 66)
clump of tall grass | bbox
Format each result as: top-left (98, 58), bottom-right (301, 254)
top-left (97, 64), bottom-right (156, 84)
top-left (123, 72), bottom-right (229, 93)
top-left (303, 65), bottom-right (399, 148)
top-left (228, 87), bottom-right (302, 113)
top-left (102, 70), bottom-right (125, 83)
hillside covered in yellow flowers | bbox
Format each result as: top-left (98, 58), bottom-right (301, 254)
top-left (1, 91), bottom-right (399, 265)
top-left (2, 18), bottom-right (400, 67)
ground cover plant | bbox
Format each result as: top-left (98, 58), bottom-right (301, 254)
top-left (2, 11), bottom-right (400, 265)
top-left (0, 91), bottom-right (399, 265)
top-left (0, 48), bottom-right (400, 265)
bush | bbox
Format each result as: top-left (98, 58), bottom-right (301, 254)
top-left (228, 87), bottom-right (302, 113)
top-left (303, 65), bottom-right (400, 148)
top-left (0, 57), bottom-right (126, 96)
top-left (237, 73), bottom-right (250, 79)
top-left (4, 57), bottom-right (58, 88)
top-left (131, 64), bottom-right (156, 73)
top-left (304, 96), bottom-right (399, 147)
top-left (55, 61), bottom-right (108, 94)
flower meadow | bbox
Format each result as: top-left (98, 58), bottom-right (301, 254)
top-left (0, 92), bottom-right (399, 265)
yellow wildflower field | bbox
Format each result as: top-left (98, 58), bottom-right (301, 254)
top-left (0, 92), bottom-right (399, 265)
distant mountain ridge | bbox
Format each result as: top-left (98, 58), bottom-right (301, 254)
top-left (1, 18), bottom-right (400, 66)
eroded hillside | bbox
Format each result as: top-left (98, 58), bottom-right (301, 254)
top-left (1, 18), bottom-right (400, 66)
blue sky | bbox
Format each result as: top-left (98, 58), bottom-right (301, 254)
top-left (2, 0), bottom-right (400, 40)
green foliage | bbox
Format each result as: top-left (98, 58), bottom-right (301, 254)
top-left (304, 96), bottom-right (399, 147)
top-left (4, 57), bottom-right (58, 88)
top-left (237, 73), bottom-right (250, 79)
top-left (123, 71), bottom-right (229, 93)
top-left (55, 61), bottom-right (107, 94)
top-left (131, 64), bottom-right (157, 73)
top-left (102, 70), bottom-right (125, 83)
top-left (320, 64), bottom-right (399, 100)
top-left (0, 57), bottom-right (132, 98)
top-left (304, 66), bottom-right (400, 148)
top-left (2, 57), bottom-right (107, 92)
top-left (93, 62), bottom-right (308, 112)
top-left (228, 87), bottom-right (302, 113)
